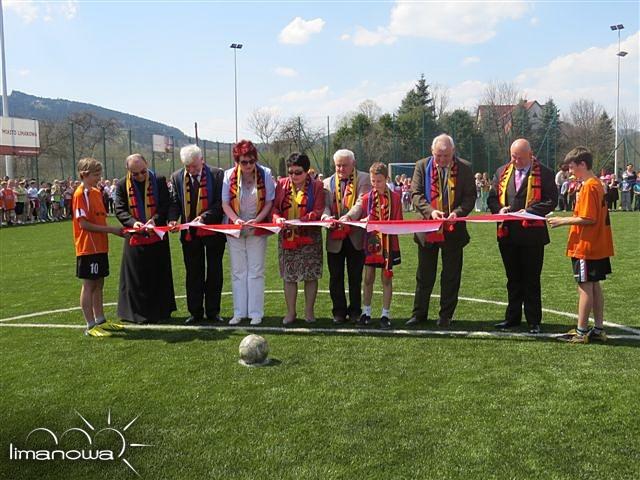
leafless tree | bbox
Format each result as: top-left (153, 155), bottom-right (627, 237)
top-left (358, 100), bottom-right (382, 122)
top-left (431, 83), bottom-right (450, 120)
top-left (478, 81), bottom-right (521, 157)
top-left (247, 108), bottom-right (281, 146)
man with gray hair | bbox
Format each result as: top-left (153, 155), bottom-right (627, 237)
top-left (321, 149), bottom-right (371, 324)
top-left (168, 144), bottom-right (226, 324)
top-left (406, 134), bottom-right (476, 328)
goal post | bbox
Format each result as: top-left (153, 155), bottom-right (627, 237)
top-left (388, 163), bottom-right (417, 181)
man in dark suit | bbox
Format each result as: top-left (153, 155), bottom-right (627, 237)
top-left (406, 134), bottom-right (476, 328)
top-left (487, 138), bottom-right (557, 334)
top-left (168, 144), bottom-right (226, 324)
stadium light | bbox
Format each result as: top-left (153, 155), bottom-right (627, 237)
top-left (230, 43), bottom-right (243, 143)
top-left (611, 24), bottom-right (625, 178)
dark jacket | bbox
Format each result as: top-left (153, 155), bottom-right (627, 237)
top-left (411, 156), bottom-right (476, 248)
top-left (168, 165), bottom-right (224, 241)
top-left (487, 162), bottom-right (557, 246)
top-left (115, 174), bottom-right (170, 227)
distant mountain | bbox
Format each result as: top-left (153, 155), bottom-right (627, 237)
top-left (4, 90), bottom-right (215, 146)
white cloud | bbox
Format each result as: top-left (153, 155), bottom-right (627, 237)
top-left (275, 86), bottom-right (330, 103)
top-left (274, 67), bottom-right (298, 78)
top-left (340, 33), bottom-right (351, 41)
top-left (18, 69), bottom-right (31, 77)
top-left (278, 17), bottom-right (325, 45)
top-left (347, 26), bottom-right (397, 47)
top-left (448, 80), bottom-right (488, 111)
top-left (530, 17), bottom-right (539, 26)
top-left (5, 0), bottom-right (77, 23)
top-left (345, 0), bottom-right (530, 46)
top-left (462, 56), bottom-right (481, 66)
top-left (515, 31), bottom-right (639, 116)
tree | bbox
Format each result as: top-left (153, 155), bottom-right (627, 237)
top-left (439, 109), bottom-right (487, 172)
top-left (431, 83), bottom-right (450, 121)
top-left (511, 99), bottom-right (532, 140)
top-left (532, 99), bottom-right (560, 168)
top-left (478, 81), bottom-right (520, 159)
top-left (396, 74), bottom-right (438, 160)
top-left (247, 108), bottom-right (281, 146)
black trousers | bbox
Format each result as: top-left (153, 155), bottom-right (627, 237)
top-left (412, 243), bottom-right (464, 321)
top-left (181, 233), bottom-right (226, 319)
top-left (498, 243), bottom-right (544, 326)
top-left (327, 238), bottom-right (365, 319)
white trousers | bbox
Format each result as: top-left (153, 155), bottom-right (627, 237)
top-left (227, 234), bottom-right (267, 319)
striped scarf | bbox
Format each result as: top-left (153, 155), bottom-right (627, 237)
top-left (497, 159), bottom-right (543, 237)
top-left (365, 188), bottom-right (395, 277)
top-left (424, 157), bottom-right (458, 243)
top-left (183, 168), bottom-right (209, 221)
top-left (228, 164), bottom-right (266, 215)
top-left (126, 170), bottom-right (157, 222)
top-left (329, 170), bottom-right (356, 240)
top-left (280, 176), bottom-right (315, 249)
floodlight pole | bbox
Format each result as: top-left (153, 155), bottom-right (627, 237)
top-left (0, 0), bottom-right (13, 178)
top-left (230, 43), bottom-right (243, 143)
top-left (611, 24), bottom-right (625, 177)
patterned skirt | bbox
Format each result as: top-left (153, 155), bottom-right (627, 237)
top-left (278, 227), bottom-right (323, 282)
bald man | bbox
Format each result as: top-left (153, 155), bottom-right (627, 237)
top-left (487, 139), bottom-right (557, 334)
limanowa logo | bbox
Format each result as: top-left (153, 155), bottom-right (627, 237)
top-left (9, 410), bottom-right (152, 476)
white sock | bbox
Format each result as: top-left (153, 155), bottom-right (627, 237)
top-left (363, 305), bottom-right (372, 316)
top-left (381, 308), bottom-right (390, 318)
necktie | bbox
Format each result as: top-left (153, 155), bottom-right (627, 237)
top-left (440, 167), bottom-right (449, 215)
top-left (515, 169), bottom-right (525, 192)
top-left (189, 175), bottom-right (199, 220)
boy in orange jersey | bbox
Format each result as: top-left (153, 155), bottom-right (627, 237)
top-left (548, 147), bottom-right (614, 344)
top-left (73, 158), bottom-right (126, 337)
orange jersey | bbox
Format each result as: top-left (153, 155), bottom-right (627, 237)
top-left (566, 177), bottom-right (614, 260)
top-left (1, 188), bottom-right (16, 210)
top-left (72, 185), bottom-right (109, 256)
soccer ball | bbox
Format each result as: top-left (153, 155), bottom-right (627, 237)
top-left (238, 334), bottom-right (269, 366)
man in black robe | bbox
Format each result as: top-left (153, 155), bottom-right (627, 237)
top-left (115, 153), bottom-right (176, 323)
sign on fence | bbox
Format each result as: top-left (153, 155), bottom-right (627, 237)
top-left (0, 117), bottom-right (40, 156)
top-left (152, 134), bottom-right (174, 153)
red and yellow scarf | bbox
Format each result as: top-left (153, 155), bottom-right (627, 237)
top-left (126, 171), bottom-right (157, 222)
top-left (280, 176), bottom-right (314, 249)
top-left (183, 168), bottom-right (209, 221)
top-left (228, 163), bottom-right (266, 215)
top-left (330, 170), bottom-right (356, 240)
top-left (425, 158), bottom-right (458, 243)
top-left (496, 159), bottom-right (543, 237)
top-left (365, 188), bottom-right (395, 277)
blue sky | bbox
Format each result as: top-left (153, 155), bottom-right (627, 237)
top-left (4, 1), bottom-right (639, 142)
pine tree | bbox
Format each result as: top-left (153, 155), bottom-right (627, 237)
top-left (533, 99), bottom-right (561, 168)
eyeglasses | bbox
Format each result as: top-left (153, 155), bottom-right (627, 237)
top-left (131, 169), bottom-right (147, 177)
top-left (239, 159), bottom-right (256, 166)
top-left (288, 169), bottom-right (305, 176)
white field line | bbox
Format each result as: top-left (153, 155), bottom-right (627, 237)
top-left (1, 290), bottom-right (638, 336)
top-left (1, 321), bottom-right (640, 342)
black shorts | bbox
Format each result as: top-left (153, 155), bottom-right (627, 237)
top-left (15, 202), bottom-right (24, 215)
top-left (76, 253), bottom-right (109, 279)
top-left (572, 257), bottom-right (612, 283)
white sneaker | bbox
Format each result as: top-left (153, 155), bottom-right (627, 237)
top-left (228, 317), bottom-right (243, 325)
top-left (250, 318), bottom-right (262, 326)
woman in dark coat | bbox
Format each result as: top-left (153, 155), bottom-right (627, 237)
top-left (115, 154), bottom-right (176, 323)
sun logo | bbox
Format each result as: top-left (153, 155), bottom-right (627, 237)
top-left (74, 409), bottom-right (153, 476)
top-left (11, 409), bottom-right (152, 476)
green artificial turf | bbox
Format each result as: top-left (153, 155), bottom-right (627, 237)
top-left (1, 213), bottom-right (639, 479)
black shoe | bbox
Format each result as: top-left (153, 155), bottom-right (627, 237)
top-left (529, 324), bottom-right (541, 334)
top-left (380, 316), bottom-right (392, 330)
top-left (207, 313), bottom-right (224, 323)
top-left (405, 316), bottom-right (424, 326)
top-left (356, 314), bottom-right (371, 326)
top-left (333, 316), bottom-right (347, 325)
top-left (494, 320), bottom-right (521, 329)
top-left (185, 315), bottom-right (203, 324)
top-left (437, 318), bottom-right (451, 328)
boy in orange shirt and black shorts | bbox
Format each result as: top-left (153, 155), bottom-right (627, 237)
top-left (73, 158), bottom-right (126, 337)
top-left (548, 147), bottom-right (614, 344)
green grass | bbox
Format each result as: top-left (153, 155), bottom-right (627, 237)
top-left (1, 213), bottom-right (639, 479)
